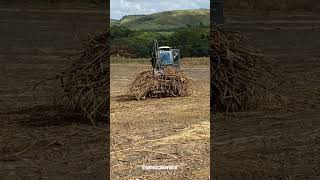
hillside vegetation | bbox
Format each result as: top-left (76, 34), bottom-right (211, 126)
top-left (111, 9), bottom-right (209, 30)
top-left (110, 26), bottom-right (209, 58)
top-left (111, 9), bottom-right (209, 58)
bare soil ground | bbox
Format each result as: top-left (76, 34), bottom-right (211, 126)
top-left (0, 5), bottom-right (108, 179)
top-left (213, 13), bottom-right (320, 179)
top-left (110, 62), bottom-right (210, 179)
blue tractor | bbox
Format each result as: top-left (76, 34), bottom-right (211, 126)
top-left (150, 0), bottom-right (224, 78)
top-left (151, 39), bottom-right (181, 77)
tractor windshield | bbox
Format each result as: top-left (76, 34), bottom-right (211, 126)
top-left (159, 50), bottom-right (174, 65)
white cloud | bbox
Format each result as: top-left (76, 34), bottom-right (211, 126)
top-left (111, 0), bottom-right (209, 19)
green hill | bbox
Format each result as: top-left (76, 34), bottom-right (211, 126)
top-left (110, 19), bottom-right (120, 25)
top-left (111, 9), bottom-right (209, 30)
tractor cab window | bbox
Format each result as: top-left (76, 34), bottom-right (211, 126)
top-left (159, 50), bottom-right (173, 65)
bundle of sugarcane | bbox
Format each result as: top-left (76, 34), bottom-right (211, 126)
top-left (211, 28), bottom-right (283, 112)
top-left (57, 31), bottom-right (109, 125)
top-left (33, 31), bottom-right (110, 125)
top-left (129, 66), bottom-right (192, 100)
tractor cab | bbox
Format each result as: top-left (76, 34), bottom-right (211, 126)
top-left (159, 46), bottom-right (174, 65)
top-left (158, 46), bottom-right (181, 69)
top-left (151, 40), bottom-right (181, 77)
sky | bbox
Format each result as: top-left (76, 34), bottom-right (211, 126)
top-left (111, 0), bottom-right (209, 20)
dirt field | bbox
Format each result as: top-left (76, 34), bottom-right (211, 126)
top-left (213, 12), bottom-right (320, 179)
top-left (110, 60), bottom-right (210, 179)
top-left (0, 4), bottom-right (108, 179)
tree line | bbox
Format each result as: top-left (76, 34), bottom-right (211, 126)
top-left (110, 25), bottom-right (209, 58)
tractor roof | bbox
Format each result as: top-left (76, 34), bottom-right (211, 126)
top-left (159, 46), bottom-right (171, 49)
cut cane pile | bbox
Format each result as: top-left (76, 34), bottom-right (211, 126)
top-left (129, 66), bottom-right (192, 100)
top-left (211, 28), bottom-right (283, 112)
top-left (35, 31), bottom-right (110, 125)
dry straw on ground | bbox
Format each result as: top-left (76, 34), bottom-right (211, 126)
top-left (129, 67), bottom-right (193, 100)
top-left (211, 28), bottom-right (283, 112)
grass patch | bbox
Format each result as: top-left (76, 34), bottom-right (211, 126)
top-left (182, 57), bottom-right (209, 66)
top-left (111, 56), bottom-right (209, 66)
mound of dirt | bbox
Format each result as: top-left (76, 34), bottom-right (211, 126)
top-left (129, 66), bottom-right (193, 100)
top-left (211, 28), bottom-right (283, 112)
